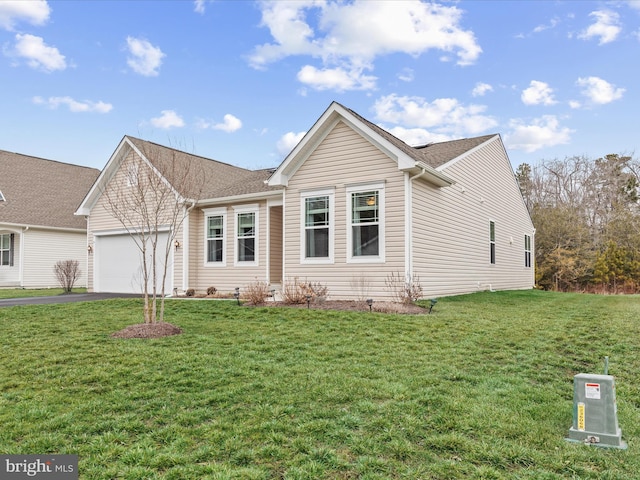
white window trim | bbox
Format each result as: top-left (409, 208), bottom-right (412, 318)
top-left (203, 207), bottom-right (227, 267)
top-left (346, 182), bottom-right (385, 264)
top-left (126, 163), bottom-right (139, 187)
top-left (300, 188), bottom-right (335, 264)
top-left (0, 233), bottom-right (11, 267)
top-left (489, 220), bottom-right (496, 265)
top-left (233, 204), bottom-right (259, 267)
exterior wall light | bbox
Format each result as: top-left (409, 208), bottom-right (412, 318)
top-left (174, 240), bottom-right (181, 250)
top-left (87, 245), bottom-right (93, 254)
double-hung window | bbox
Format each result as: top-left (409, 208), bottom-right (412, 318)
top-left (490, 221), bottom-right (496, 264)
top-left (525, 234), bottom-right (532, 268)
top-left (0, 233), bottom-right (13, 266)
top-left (234, 205), bottom-right (258, 265)
top-left (347, 183), bottom-right (384, 263)
top-left (204, 208), bottom-right (226, 265)
top-left (302, 189), bottom-right (334, 263)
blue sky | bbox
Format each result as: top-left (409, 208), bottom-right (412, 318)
top-left (0, 0), bottom-right (638, 171)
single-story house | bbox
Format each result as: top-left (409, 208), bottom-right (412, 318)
top-left (0, 150), bottom-right (100, 288)
top-left (76, 102), bottom-right (535, 299)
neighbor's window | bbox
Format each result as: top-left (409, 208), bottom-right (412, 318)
top-left (525, 234), bottom-right (532, 268)
top-left (305, 195), bottom-right (330, 258)
top-left (206, 215), bottom-right (225, 263)
top-left (0, 233), bottom-right (12, 266)
top-left (490, 221), bottom-right (496, 264)
top-left (348, 183), bottom-right (384, 262)
top-left (236, 208), bottom-right (257, 264)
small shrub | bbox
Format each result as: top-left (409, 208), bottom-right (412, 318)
top-left (282, 277), bottom-right (307, 305)
top-left (282, 278), bottom-right (329, 304)
top-left (54, 260), bottom-right (81, 293)
top-left (245, 281), bottom-right (270, 305)
top-left (206, 286), bottom-right (217, 296)
top-left (385, 272), bottom-right (423, 304)
top-left (185, 288), bottom-right (195, 297)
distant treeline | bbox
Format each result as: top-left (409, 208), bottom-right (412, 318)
top-left (517, 153), bottom-right (640, 293)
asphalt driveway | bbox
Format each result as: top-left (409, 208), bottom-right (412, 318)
top-left (0, 293), bottom-right (142, 307)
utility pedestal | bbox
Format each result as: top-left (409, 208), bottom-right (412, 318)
top-left (566, 373), bottom-right (626, 449)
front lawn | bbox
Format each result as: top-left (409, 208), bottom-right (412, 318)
top-left (0, 290), bottom-right (638, 478)
top-left (0, 287), bottom-right (87, 299)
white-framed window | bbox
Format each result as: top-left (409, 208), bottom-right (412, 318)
top-left (203, 207), bottom-right (226, 266)
top-left (126, 163), bottom-right (139, 187)
top-left (490, 221), bottom-right (496, 265)
top-left (347, 182), bottom-right (385, 263)
top-left (525, 234), bottom-right (532, 268)
top-left (301, 188), bottom-right (334, 264)
top-left (234, 204), bottom-right (259, 266)
top-left (0, 233), bottom-right (13, 266)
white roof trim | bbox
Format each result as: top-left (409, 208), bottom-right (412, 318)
top-left (268, 102), bottom-right (417, 187)
top-left (75, 136), bottom-right (185, 216)
top-left (196, 189), bottom-right (283, 207)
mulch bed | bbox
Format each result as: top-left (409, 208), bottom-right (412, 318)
top-left (252, 300), bottom-right (428, 315)
top-left (111, 322), bottom-right (183, 339)
top-left (110, 300), bottom-right (427, 339)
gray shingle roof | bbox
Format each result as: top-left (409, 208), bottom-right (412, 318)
top-left (126, 136), bottom-right (280, 200)
top-left (342, 104), bottom-right (496, 169)
top-left (0, 150), bottom-right (100, 230)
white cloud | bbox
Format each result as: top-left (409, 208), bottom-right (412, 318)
top-left (150, 110), bottom-right (184, 129)
top-left (521, 80), bottom-right (557, 106)
top-left (533, 17), bottom-right (559, 33)
top-left (0, 0), bottom-right (50, 31)
top-left (569, 100), bottom-right (582, 109)
top-left (277, 131), bottom-right (306, 156)
top-left (384, 126), bottom-right (453, 146)
top-left (397, 68), bottom-right (414, 83)
top-left (214, 114), bottom-right (242, 133)
top-left (194, 0), bottom-right (206, 14)
top-left (578, 10), bottom-right (621, 44)
top-left (32, 96), bottom-right (112, 113)
top-left (197, 114), bottom-right (243, 132)
top-left (297, 65), bottom-right (376, 91)
top-left (505, 115), bottom-right (573, 153)
top-left (8, 33), bottom-right (66, 72)
top-left (373, 93), bottom-right (497, 137)
top-left (249, 0), bottom-right (481, 91)
top-left (576, 76), bottom-right (625, 105)
top-left (472, 82), bottom-right (493, 97)
top-left (628, 1), bottom-right (640, 10)
top-left (126, 36), bottom-right (165, 76)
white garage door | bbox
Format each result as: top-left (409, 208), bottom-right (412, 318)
top-left (95, 232), bottom-right (172, 294)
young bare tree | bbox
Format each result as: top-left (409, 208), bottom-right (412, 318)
top-left (54, 259), bottom-right (81, 293)
top-left (100, 139), bottom-right (205, 323)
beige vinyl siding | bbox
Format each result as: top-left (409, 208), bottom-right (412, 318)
top-left (412, 137), bottom-right (535, 297)
top-left (187, 201), bottom-right (270, 295)
top-left (283, 120), bottom-right (405, 300)
top-left (21, 228), bottom-right (89, 288)
top-left (87, 150), bottom-right (183, 293)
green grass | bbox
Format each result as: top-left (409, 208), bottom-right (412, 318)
top-left (0, 290), bottom-right (638, 479)
top-left (0, 287), bottom-right (87, 299)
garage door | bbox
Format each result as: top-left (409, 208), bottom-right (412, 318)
top-left (94, 232), bottom-right (172, 294)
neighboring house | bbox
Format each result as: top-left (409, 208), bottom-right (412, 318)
top-left (76, 102), bottom-right (534, 299)
top-left (0, 150), bottom-right (100, 288)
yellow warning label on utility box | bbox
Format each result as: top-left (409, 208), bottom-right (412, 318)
top-left (577, 402), bottom-right (586, 431)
